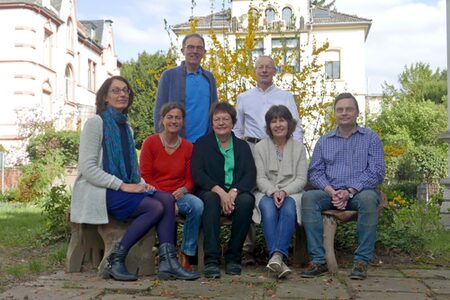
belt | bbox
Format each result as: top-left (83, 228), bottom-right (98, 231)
top-left (244, 136), bottom-right (261, 144)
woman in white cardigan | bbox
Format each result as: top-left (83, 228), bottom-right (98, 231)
top-left (253, 105), bottom-right (307, 279)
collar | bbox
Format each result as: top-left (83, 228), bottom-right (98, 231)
top-left (182, 61), bottom-right (202, 75)
top-left (256, 84), bottom-right (275, 93)
top-left (330, 125), bottom-right (365, 138)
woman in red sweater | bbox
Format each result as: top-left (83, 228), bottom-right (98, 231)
top-left (140, 103), bottom-right (203, 271)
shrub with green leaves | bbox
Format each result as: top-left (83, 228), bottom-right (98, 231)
top-left (40, 184), bottom-right (71, 243)
top-left (27, 130), bottom-right (80, 166)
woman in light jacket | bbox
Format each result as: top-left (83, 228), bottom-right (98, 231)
top-left (252, 105), bottom-right (307, 279)
top-left (70, 76), bottom-right (199, 281)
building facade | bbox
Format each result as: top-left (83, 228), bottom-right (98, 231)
top-left (0, 0), bottom-right (119, 160)
top-left (172, 0), bottom-right (371, 114)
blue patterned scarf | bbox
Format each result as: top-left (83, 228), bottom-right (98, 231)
top-left (100, 106), bottom-right (141, 183)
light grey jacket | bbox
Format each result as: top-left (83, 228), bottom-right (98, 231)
top-left (252, 137), bottom-right (307, 225)
top-left (70, 115), bottom-right (124, 224)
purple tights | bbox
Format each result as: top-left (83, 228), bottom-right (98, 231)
top-left (120, 191), bottom-right (176, 251)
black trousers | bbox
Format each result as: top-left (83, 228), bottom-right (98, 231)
top-left (199, 191), bottom-right (254, 265)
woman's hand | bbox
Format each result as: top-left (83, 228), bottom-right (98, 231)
top-left (212, 185), bottom-right (234, 215)
top-left (120, 183), bottom-right (147, 193)
top-left (172, 188), bottom-right (185, 200)
top-left (273, 190), bottom-right (286, 209)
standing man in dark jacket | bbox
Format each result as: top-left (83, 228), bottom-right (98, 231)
top-left (154, 33), bottom-right (218, 142)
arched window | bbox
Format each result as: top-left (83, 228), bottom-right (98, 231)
top-left (65, 65), bottom-right (74, 101)
top-left (265, 8), bottom-right (275, 24)
top-left (282, 7), bottom-right (293, 29)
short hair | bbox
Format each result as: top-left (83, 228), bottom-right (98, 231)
top-left (210, 102), bottom-right (237, 125)
top-left (158, 102), bottom-right (186, 132)
top-left (265, 105), bottom-right (297, 139)
top-left (95, 75), bottom-right (134, 114)
top-left (182, 33), bottom-right (205, 48)
top-left (255, 55), bottom-right (276, 70)
top-left (334, 92), bottom-right (359, 113)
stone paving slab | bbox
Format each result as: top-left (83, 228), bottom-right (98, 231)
top-left (422, 279), bottom-right (450, 295)
top-left (347, 277), bottom-right (429, 294)
top-left (0, 285), bottom-right (102, 300)
top-left (403, 269), bottom-right (450, 280)
top-left (274, 276), bottom-right (349, 299)
top-left (354, 291), bottom-right (433, 300)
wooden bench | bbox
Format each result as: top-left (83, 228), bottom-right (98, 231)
top-left (66, 217), bottom-right (156, 276)
top-left (293, 192), bottom-right (388, 274)
top-left (177, 215), bottom-right (232, 272)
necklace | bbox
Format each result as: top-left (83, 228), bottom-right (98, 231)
top-left (160, 134), bottom-right (181, 149)
top-left (274, 142), bottom-right (284, 161)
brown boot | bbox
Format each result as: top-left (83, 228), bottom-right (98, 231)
top-left (178, 251), bottom-right (192, 272)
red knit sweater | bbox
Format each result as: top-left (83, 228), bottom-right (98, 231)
top-left (140, 134), bottom-right (194, 193)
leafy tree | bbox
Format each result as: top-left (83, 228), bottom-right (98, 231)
top-left (121, 51), bottom-right (176, 149)
top-left (312, 0), bottom-right (336, 9)
top-left (397, 62), bottom-right (447, 104)
top-left (368, 64), bottom-right (448, 185)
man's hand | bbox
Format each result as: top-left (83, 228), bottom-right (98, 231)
top-left (332, 190), bottom-right (350, 210)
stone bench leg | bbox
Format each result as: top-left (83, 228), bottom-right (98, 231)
top-left (66, 223), bottom-right (103, 272)
top-left (97, 218), bottom-right (156, 276)
top-left (323, 215), bottom-right (338, 274)
top-left (197, 231), bottom-right (205, 272)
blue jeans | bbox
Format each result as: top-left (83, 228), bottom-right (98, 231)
top-left (301, 189), bottom-right (380, 264)
top-left (177, 193), bottom-right (204, 256)
top-left (259, 195), bottom-right (296, 259)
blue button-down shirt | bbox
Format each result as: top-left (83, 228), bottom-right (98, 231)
top-left (308, 126), bottom-right (385, 192)
top-left (185, 68), bottom-right (210, 142)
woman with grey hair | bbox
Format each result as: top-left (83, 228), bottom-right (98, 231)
top-left (252, 105), bottom-right (307, 279)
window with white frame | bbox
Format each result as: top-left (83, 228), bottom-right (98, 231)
top-left (236, 39), bottom-right (264, 61)
top-left (88, 59), bottom-right (96, 91)
top-left (65, 65), bottom-right (74, 101)
top-left (282, 7), bottom-right (294, 29)
top-left (272, 38), bottom-right (300, 72)
top-left (324, 50), bottom-right (341, 79)
top-left (265, 8), bottom-right (275, 28)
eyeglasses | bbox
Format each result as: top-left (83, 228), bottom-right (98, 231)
top-left (110, 87), bottom-right (131, 95)
top-left (184, 45), bottom-right (205, 51)
top-left (256, 65), bottom-right (275, 71)
top-left (213, 117), bottom-right (232, 123)
top-left (335, 107), bottom-right (356, 114)
top-left (165, 115), bottom-right (183, 121)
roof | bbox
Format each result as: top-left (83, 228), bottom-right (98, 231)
top-left (80, 20), bottom-right (105, 44)
top-left (312, 7), bottom-right (371, 25)
top-left (172, 6), bottom-right (371, 32)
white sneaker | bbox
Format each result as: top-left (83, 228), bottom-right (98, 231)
top-left (278, 261), bottom-right (292, 279)
top-left (266, 253), bottom-right (282, 273)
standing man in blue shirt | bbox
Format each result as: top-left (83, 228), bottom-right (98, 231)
top-left (301, 92), bottom-right (385, 280)
top-left (154, 33), bottom-right (218, 142)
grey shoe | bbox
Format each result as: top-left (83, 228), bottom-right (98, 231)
top-left (349, 261), bottom-right (368, 280)
top-left (278, 261), bottom-right (292, 279)
top-left (266, 252), bottom-right (282, 273)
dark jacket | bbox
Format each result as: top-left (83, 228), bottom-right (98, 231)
top-left (191, 131), bottom-right (256, 196)
top-left (154, 61), bottom-right (218, 136)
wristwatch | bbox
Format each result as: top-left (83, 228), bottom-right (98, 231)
top-left (347, 189), bottom-right (354, 199)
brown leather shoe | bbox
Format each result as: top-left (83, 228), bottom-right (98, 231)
top-left (178, 251), bottom-right (192, 272)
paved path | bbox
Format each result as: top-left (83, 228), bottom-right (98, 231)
top-left (1, 264), bottom-right (450, 299)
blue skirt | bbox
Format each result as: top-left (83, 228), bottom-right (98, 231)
top-left (106, 189), bottom-right (146, 221)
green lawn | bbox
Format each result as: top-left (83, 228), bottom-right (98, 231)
top-left (0, 203), bottom-right (67, 292)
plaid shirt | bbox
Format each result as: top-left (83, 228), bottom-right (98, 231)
top-left (308, 126), bottom-right (385, 192)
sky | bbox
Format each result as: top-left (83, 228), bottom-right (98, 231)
top-left (76, 0), bottom-right (447, 94)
